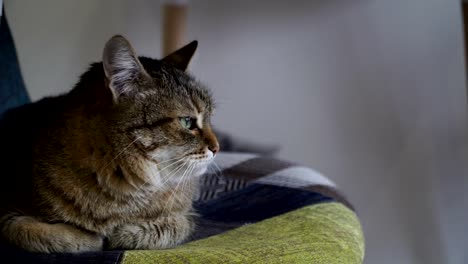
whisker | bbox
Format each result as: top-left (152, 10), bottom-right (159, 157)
top-left (156, 158), bottom-right (186, 176)
top-left (163, 163), bottom-right (193, 212)
top-left (211, 161), bottom-right (224, 181)
top-left (175, 161), bottom-right (193, 203)
top-left (184, 162), bottom-right (197, 199)
top-left (154, 159), bottom-right (190, 199)
top-left (155, 151), bottom-right (191, 166)
top-left (175, 162), bottom-right (195, 207)
top-left (135, 151), bottom-right (191, 190)
top-left (109, 137), bottom-right (142, 164)
top-left (157, 159), bottom-right (187, 189)
top-left (182, 163), bottom-right (196, 197)
top-left (160, 161), bottom-right (190, 214)
top-left (98, 136), bottom-right (142, 174)
top-left (135, 157), bottom-right (186, 192)
top-left (133, 150), bottom-right (192, 191)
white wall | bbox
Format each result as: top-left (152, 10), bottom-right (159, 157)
top-left (6, 0), bottom-right (468, 263)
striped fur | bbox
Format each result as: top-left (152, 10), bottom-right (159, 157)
top-left (0, 35), bottom-right (218, 253)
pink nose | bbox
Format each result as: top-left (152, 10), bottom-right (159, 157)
top-left (203, 128), bottom-right (219, 155)
top-left (208, 142), bottom-right (219, 155)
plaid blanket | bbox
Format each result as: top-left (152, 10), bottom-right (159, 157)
top-left (199, 152), bottom-right (349, 206)
top-left (1, 152), bottom-right (364, 263)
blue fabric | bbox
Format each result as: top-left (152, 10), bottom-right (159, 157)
top-left (195, 183), bottom-right (333, 223)
top-left (0, 11), bottom-right (30, 116)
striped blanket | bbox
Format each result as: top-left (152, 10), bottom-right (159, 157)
top-left (199, 152), bottom-right (350, 206)
top-left (1, 153), bottom-right (365, 264)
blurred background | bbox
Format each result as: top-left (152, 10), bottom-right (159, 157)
top-left (5, 0), bottom-right (468, 263)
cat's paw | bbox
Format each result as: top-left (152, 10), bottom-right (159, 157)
top-left (2, 216), bottom-right (104, 253)
top-left (107, 215), bottom-right (193, 250)
top-left (47, 223), bottom-right (104, 253)
top-left (106, 224), bottom-right (145, 250)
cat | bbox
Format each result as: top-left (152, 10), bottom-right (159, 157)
top-left (0, 35), bottom-right (219, 253)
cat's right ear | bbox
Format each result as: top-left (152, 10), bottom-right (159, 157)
top-left (162, 40), bottom-right (198, 71)
top-left (102, 35), bottom-right (150, 101)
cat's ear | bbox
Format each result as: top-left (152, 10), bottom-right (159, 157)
top-left (102, 35), bottom-right (150, 100)
top-left (161, 40), bottom-right (198, 71)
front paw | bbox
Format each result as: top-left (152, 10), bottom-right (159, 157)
top-left (107, 215), bottom-right (193, 250)
top-left (106, 224), bottom-right (145, 250)
top-left (52, 224), bottom-right (104, 253)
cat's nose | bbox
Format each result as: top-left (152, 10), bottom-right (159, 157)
top-left (208, 142), bottom-right (220, 155)
top-left (204, 128), bottom-right (219, 155)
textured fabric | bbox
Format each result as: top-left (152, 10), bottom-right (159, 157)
top-left (190, 183), bottom-right (334, 241)
top-left (123, 202), bottom-right (365, 264)
top-left (198, 153), bottom-right (345, 205)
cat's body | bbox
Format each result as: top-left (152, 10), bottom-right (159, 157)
top-left (0, 36), bottom-right (218, 253)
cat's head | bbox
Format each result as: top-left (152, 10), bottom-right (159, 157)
top-left (101, 35), bottom-right (218, 186)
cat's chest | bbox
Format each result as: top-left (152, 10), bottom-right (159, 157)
top-left (44, 172), bottom-right (193, 234)
top-left (95, 183), bottom-right (192, 217)
top-left (52, 189), bottom-right (164, 234)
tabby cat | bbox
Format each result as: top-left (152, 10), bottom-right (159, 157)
top-left (0, 35), bottom-right (219, 253)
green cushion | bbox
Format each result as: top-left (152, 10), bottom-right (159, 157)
top-left (122, 202), bottom-right (365, 264)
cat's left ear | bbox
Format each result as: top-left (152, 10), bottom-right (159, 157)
top-left (162, 40), bottom-right (198, 71)
top-left (102, 35), bottom-right (150, 101)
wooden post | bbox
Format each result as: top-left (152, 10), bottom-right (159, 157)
top-left (162, 2), bottom-right (188, 56)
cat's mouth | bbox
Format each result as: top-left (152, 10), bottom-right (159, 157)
top-left (187, 150), bottom-right (214, 163)
top-left (148, 149), bottom-right (215, 182)
top-left (181, 150), bottom-right (215, 177)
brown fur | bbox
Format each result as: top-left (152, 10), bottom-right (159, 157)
top-left (0, 36), bottom-right (218, 253)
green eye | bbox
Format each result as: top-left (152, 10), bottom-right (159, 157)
top-left (180, 117), bottom-right (197, 130)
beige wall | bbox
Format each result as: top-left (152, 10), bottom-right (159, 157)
top-left (6, 0), bottom-right (468, 263)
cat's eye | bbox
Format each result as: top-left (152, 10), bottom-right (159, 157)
top-left (179, 117), bottom-right (197, 130)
